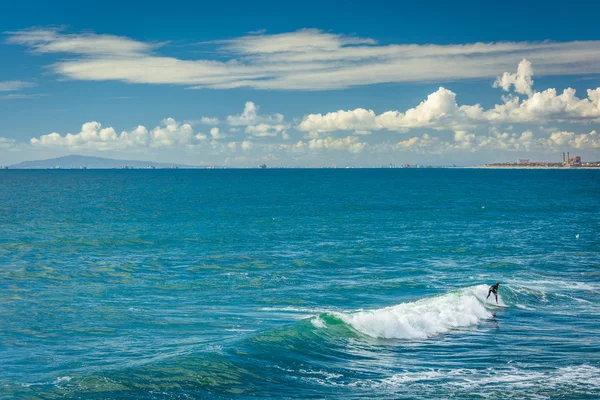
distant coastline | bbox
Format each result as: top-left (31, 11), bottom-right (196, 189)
top-left (3, 154), bottom-right (600, 170)
top-left (464, 166), bottom-right (600, 170)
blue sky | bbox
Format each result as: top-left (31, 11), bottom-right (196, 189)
top-left (1, 0), bottom-right (600, 166)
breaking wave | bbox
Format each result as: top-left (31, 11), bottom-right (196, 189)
top-left (312, 285), bottom-right (504, 339)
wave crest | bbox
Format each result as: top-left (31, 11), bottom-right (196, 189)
top-left (314, 285), bottom-right (500, 339)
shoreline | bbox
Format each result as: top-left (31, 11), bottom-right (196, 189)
top-left (462, 166), bottom-right (600, 170)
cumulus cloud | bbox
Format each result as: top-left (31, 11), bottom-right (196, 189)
top-left (453, 130), bottom-right (535, 152)
top-left (7, 27), bottom-right (600, 90)
top-left (395, 134), bottom-right (447, 153)
top-left (29, 118), bottom-right (199, 150)
top-left (539, 130), bottom-right (600, 149)
top-left (209, 127), bottom-right (227, 140)
top-left (226, 101), bottom-right (284, 126)
top-left (200, 117), bottom-right (219, 125)
top-left (298, 87), bottom-right (477, 132)
top-left (394, 129), bottom-right (552, 154)
top-left (224, 101), bottom-right (290, 139)
top-left (31, 121), bottom-right (125, 150)
top-left (245, 123), bottom-right (289, 137)
top-left (241, 140), bottom-right (254, 151)
top-left (150, 118), bottom-right (194, 147)
top-left (299, 108), bottom-right (378, 133)
top-left (298, 60), bottom-right (600, 133)
top-left (482, 87), bottom-right (600, 123)
top-left (308, 136), bottom-right (367, 153)
top-left (493, 59), bottom-right (534, 96)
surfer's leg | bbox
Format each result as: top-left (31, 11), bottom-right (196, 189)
top-left (494, 293), bottom-right (498, 303)
top-left (487, 290), bottom-right (491, 299)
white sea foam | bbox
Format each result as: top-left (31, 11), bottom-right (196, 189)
top-left (371, 365), bottom-right (600, 393)
top-left (52, 376), bottom-right (72, 385)
top-left (262, 306), bottom-right (338, 320)
top-left (321, 285), bottom-right (497, 339)
top-left (311, 316), bottom-right (326, 328)
top-left (515, 303), bottom-right (535, 310)
top-left (321, 365), bottom-right (600, 397)
top-left (509, 279), bottom-right (598, 293)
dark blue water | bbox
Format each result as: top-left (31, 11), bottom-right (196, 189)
top-left (1, 169), bottom-right (599, 399)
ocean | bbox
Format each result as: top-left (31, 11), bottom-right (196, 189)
top-left (1, 169), bottom-right (599, 399)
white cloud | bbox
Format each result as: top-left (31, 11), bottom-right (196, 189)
top-left (298, 61), bottom-right (600, 132)
top-left (241, 140), bottom-right (254, 151)
top-left (245, 123), bottom-right (289, 137)
top-left (308, 136), bottom-right (367, 153)
top-left (482, 87), bottom-right (600, 123)
top-left (31, 121), bottom-right (124, 150)
top-left (299, 108), bottom-right (377, 133)
top-left (539, 130), bottom-right (600, 149)
top-left (226, 101), bottom-right (284, 126)
top-left (200, 116), bottom-right (219, 125)
top-left (0, 137), bottom-right (17, 149)
top-left (0, 93), bottom-right (46, 100)
top-left (303, 131), bottom-right (321, 139)
top-left (392, 129), bottom-right (561, 154)
top-left (10, 57), bottom-right (600, 164)
top-left (493, 59), bottom-right (534, 96)
top-left (6, 27), bottom-right (155, 56)
top-left (209, 127), bottom-right (227, 139)
top-left (29, 118), bottom-right (198, 150)
top-left (0, 80), bottom-right (36, 92)
top-left (395, 134), bottom-right (449, 154)
top-left (219, 29), bottom-right (376, 55)
top-left (298, 87), bottom-right (475, 132)
top-left (150, 118), bottom-right (193, 147)
top-left (453, 130), bottom-right (535, 152)
top-left (8, 27), bottom-right (600, 90)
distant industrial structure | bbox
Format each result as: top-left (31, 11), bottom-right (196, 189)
top-left (561, 152), bottom-right (582, 167)
top-left (486, 153), bottom-right (599, 168)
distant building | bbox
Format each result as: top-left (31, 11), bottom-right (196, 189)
top-left (517, 159), bottom-right (530, 165)
top-left (565, 154), bottom-right (582, 167)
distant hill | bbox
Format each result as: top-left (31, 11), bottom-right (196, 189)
top-left (8, 155), bottom-right (201, 169)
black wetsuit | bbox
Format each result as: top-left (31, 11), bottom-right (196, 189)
top-left (487, 283), bottom-right (499, 299)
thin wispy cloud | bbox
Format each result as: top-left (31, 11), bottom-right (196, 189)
top-left (0, 80), bottom-right (36, 92)
top-left (0, 93), bottom-right (47, 100)
top-left (6, 27), bottom-right (600, 90)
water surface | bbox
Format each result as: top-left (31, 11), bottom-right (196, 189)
top-left (1, 169), bottom-right (599, 399)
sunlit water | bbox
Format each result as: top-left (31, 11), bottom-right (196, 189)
top-left (1, 169), bottom-right (599, 399)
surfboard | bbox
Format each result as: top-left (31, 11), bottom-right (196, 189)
top-left (488, 303), bottom-right (509, 308)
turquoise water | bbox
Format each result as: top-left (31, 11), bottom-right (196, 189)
top-left (1, 169), bottom-right (599, 399)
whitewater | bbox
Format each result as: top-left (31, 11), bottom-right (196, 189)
top-left (315, 285), bottom-right (499, 339)
top-left (1, 168), bottom-right (599, 399)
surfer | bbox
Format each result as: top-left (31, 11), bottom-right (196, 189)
top-left (486, 282), bottom-right (500, 304)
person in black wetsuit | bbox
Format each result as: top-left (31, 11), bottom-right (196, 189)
top-left (487, 282), bottom-right (500, 304)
